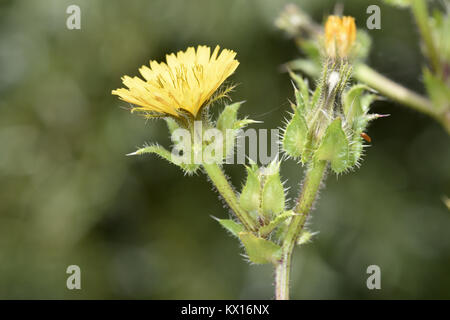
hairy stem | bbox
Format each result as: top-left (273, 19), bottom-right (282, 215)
top-left (203, 162), bottom-right (257, 232)
top-left (354, 64), bottom-right (450, 134)
top-left (354, 64), bottom-right (433, 115)
top-left (275, 160), bottom-right (327, 300)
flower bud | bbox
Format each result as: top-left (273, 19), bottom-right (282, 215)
top-left (261, 161), bottom-right (285, 220)
top-left (239, 163), bottom-right (261, 220)
top-left (324, 16), bottom-right (356, 58)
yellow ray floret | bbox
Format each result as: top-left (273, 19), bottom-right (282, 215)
top-left (324, 16), bottom-right (356, 58)
top-left (112, 45), bottom-right (239, 118)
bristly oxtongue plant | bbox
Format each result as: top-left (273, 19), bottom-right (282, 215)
top-left (112, 16), bottom-right (383, 299)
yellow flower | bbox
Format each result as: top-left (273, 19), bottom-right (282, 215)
top-left (324, 16), bottom-right (356, 58)
top-left (112, 45), bottom-right (239, 118)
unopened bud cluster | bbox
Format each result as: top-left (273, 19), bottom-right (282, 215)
top-left (216, 160), bottom-right (300, 265)
top-left (283, 69), bottom-right (381, 173)
top-left (282, 15), bottom-right (382, 174)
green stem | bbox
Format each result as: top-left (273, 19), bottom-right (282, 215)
top-left (275, 160), bottom-right (327, 300)
top-left (354, 64), bottom-right (433, 115)
top-left (203, 162), bottom-right (257, 232)
top-left (354, 64), bottom-right (450, 134)
top-left (411, 0), bottom-right (441, 74)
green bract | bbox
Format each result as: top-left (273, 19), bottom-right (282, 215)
top-left (126, 102), bottom-right (256, 174)
top-left (238, 232), bottom-right (282, 264)
top-left (261, 162), bottom-right (285, 219)
top-left (315, 118), bottom-right (349, 173)
top-left (217, 101), bottom-right (257, 159)
top-left (239, 163), bottom-right (261, 220)
top-left (239, 160), bottom-right (287, 222)
top-left (282, 72), bottom-right (380, 174)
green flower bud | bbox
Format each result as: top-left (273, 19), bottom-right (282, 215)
top-left (261, 161), bottom-right (285, 219)
top-left (239, 163), bottom-right (261, 220)
top-left (282, 73), bottom-right (320, 163)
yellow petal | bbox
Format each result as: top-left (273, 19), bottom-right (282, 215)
top-left (112, 45), bottom-right (240, 118)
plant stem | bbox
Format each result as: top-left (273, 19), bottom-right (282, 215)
top-left (275, 160), bottom-right (327, 300)
top-left (203, 162), bottom-right (257, 232)
top-left (354, 64), bottom-right (433, 115)
top-left (411, 0), bottom-right (441, 74)
top-left (354, 64), bottom-right (450, 134)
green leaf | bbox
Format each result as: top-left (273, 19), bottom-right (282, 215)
top-left (239, 232), bottom-right (282, 264)
top-left (127, 144), bottom-right (199, 174)
top-left (289, 71), bottom-right (310, 111)
top-left (261, 162), bottom-right (285, 219)
top-left (214, 218), bottom-right (245, 238)
top-left (282, 111), bottom-right (308, 159)
top-left (259, 211), bottom-right (295, 238)
top-left (315, 118), bottom-right (350, 174)
top-left (239, 164), bottom-right (261, 219)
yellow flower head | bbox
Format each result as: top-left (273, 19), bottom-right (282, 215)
top-left (324, 16), bottom-right (356, 58)
top-left (112, 45), bottom-right (239, 118)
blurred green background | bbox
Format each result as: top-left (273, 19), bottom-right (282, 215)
top-left (0, 0), bottom-right (449, 299)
